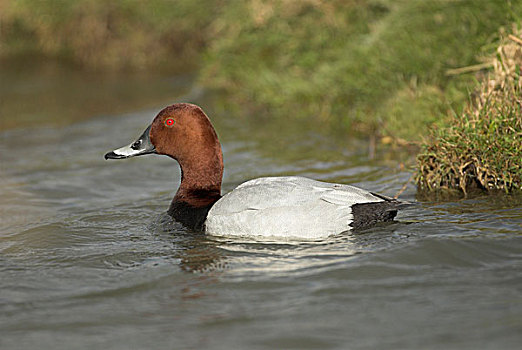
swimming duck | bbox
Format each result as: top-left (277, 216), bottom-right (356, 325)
top-left (104, 103), bottom-right (405, 238)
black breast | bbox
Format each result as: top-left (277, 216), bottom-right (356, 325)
top-left (167, 188), bottom-right (221, 232)
top-left (167, 201), bottom-right (214, 232)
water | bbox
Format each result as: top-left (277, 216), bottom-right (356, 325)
top-left (1, 62), bottom-right (521, 350)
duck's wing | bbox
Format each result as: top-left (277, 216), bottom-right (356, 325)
top-left (206, 176), bottom-right (387, 238)
top-left (217, 176), bottom-right (383, 210)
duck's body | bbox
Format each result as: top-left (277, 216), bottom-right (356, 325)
top-left (105, 103), bottom-right (405, 238)
top-left (206, 176), bottom-right (399, 238)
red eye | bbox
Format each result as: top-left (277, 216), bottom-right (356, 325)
top-left (165, 118), bottom-right (175, 127)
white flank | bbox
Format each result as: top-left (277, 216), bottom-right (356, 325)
top-left (205, 176), bottom-right (384, 239)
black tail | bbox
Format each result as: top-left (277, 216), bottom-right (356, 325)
top-left (350, 193), bottom-right (411, 230)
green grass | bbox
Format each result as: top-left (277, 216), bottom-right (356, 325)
top-left (200, 0), bottom-right (522, 140)
top-left (416, 29), bottom-right (522, 193)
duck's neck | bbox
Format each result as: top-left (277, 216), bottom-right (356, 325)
top-left (168, 151), bottom-right (223, 231)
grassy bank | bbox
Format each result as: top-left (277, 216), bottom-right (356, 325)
top-left (200, 0), bottom-right (521, 141)
top-left (416, 29), bottom-right (522, 194)
top-left (2, 1), bottom-right (520, 138)
top-left (0, 0), bottom-right (220, 71)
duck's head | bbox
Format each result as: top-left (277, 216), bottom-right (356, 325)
top-left (105, 103), bottom-right (221, 160)
top-left (105, 103), bottom-right (224, 220)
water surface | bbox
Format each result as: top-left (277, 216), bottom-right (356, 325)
top-left (1, 61), bottom-right (521, 350)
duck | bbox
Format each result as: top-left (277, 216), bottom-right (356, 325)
top-left (104, 103), bottom-right (406, 238)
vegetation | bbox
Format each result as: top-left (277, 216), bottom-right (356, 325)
top-left (417, 29), bottom-right (522, 194)
top-left (0, 0), bottom-right (221, 71)
top-left (1, 0), bottom-right (521, 192)
top-left (2, 1), bottom-right (519, 133)
top-left (200, 0), bottom-right (521, 141)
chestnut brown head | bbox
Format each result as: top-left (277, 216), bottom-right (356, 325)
top-left (148, 104), bottom-right (221, 163)
top-left (105, 103), bottom-right (224, 189)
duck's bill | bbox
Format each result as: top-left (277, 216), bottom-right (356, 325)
top-left (104, 125), bottom-right (156, 160)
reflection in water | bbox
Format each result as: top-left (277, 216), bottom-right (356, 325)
top-left (152, 214), bottom-right (229, 274)
top-left (0, 57), bottom-right (195, 130)
top-left (157, 219), bottom-right (418, 280)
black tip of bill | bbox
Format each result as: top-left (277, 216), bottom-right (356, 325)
top-left (104, 151), bottom-right (126, 160)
